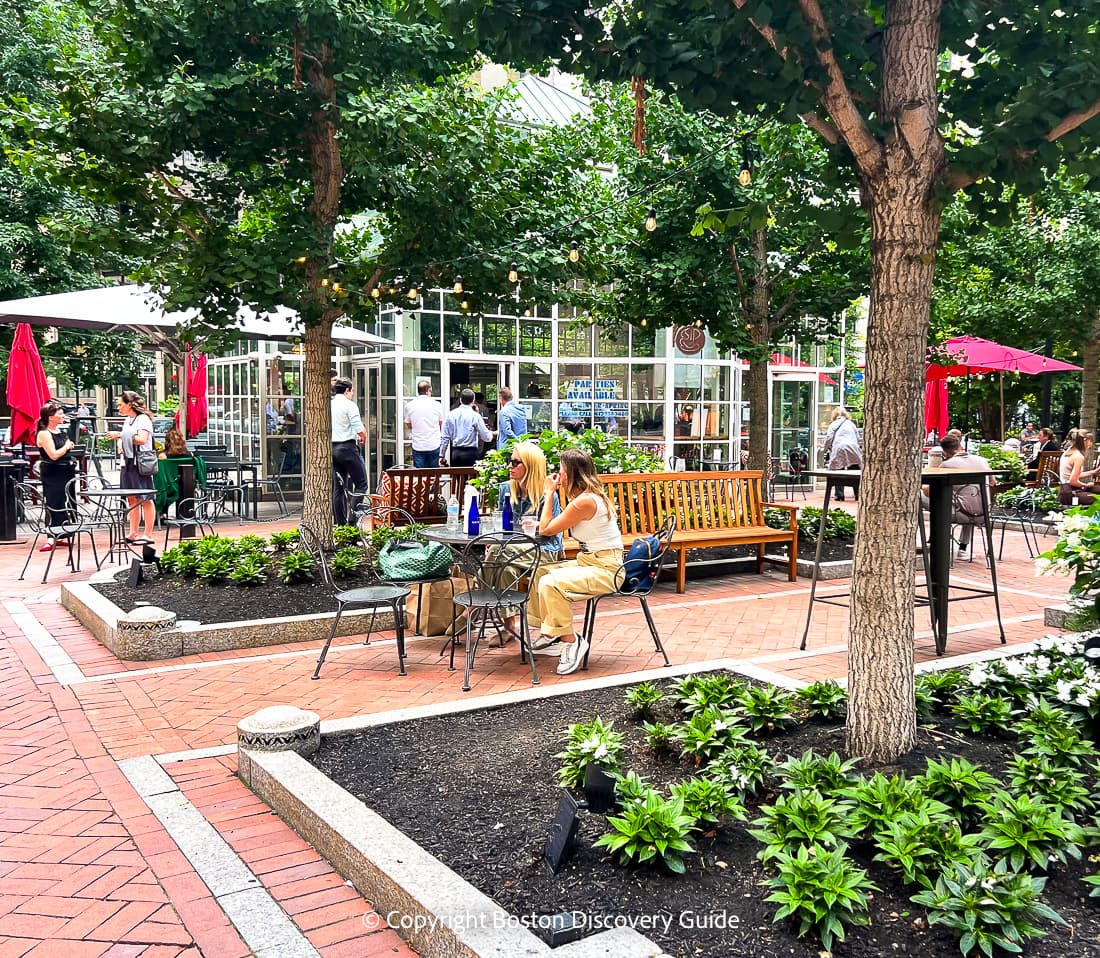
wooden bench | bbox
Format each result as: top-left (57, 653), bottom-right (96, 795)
top-left (564, 470), bottom-right (799, 593)
top-left (371, 466), bottom-right (477, 525)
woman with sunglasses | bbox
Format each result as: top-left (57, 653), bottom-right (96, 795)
top-left (35, 401), bottom-right (78, 552)
top-left (491, 443), bottom-right (563, 643)
top-left (529, 448), bottom-right (623, 675)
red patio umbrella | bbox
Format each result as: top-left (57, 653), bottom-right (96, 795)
top-left (5, 323), bottom-right (51, 446)
top-left (926, 335), bottom-right (1081, 378)
top-left (924, 379), bottom-right (949, 438)
top-left (175, 352), bottom-right (208, 438)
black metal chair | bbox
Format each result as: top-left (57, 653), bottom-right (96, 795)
top-left (16, 480), bottom-right (101, 582)
top-left (357, 505), bottom-right (455, 637)
top-left (161, 490), bottom-right (225, 549)
top-left (253, 451), bottom-right (291, 519)
top-left (450, 531), bottom-right (542, 692)
top-left (774, 447), bottom-right (809, 500)
top-left (300, 524), bottom-right (411, 679)
top-left (578, 514), bottom-right (676, 670)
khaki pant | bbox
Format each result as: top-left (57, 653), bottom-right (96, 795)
top-left (529, 550), bottom-right (622, 638)
top-left (481, 543), bottom-right (562, 645)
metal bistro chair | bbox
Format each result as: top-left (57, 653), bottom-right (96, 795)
top-left (578, 514), bottom-right (676, 670)
top-left (300, 524), bottom-right (411, 680)
top-left (253, 451), bottom-right (291, 519)
top-left (16, 480), bottom-right (101, 583)
top-left (774, 447), bottom-right (809, 501)
top-left (357, 505), bottom-right (455, 637)
top-left (451, 531), bottom-right (542, 692)
top-left (161, 489), bottom-right (226, 550)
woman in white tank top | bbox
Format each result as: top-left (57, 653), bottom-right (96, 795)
top-left (529, 449), bottom-right (624, 675)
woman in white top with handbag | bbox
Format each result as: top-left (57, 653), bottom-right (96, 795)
top-left (106, 390), bottom-right (157, 544)
top-left (530, 448), bottom-right (624, 675)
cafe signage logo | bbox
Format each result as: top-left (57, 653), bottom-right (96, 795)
top-left (674, 325), bottom-right (706, 355)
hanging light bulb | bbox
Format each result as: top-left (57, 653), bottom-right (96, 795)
top-left (408, 285), bottom-right (418, 300)
top-left (370, 286), bottom-right (380, 299)
top-left (640, 318), bottom-right (648, 327)
top-left (321, 277), bottom-right (329, 287)
top-left (739, 134), bottom-right (753, 186)
top-left (332, 282), bottom-right (343, 294)
top-left (739, 167), bottom-right (752, 186)
top-left (508, 262), bottom-right (519, 284)
top-left (295, 256), bottom-right (307, 264)
top-left (461, 298), bottom-right (470, 310)
top-left (694, 320), bottom-right (703, 328)
top-left (644, 207), bottom-right (657, 232)
top-left (453, 275), bottom-right (463, 294)
top-left (568, 240), bottom-right (580, 263)
top-left (523, 306), bottom-right (532, 318)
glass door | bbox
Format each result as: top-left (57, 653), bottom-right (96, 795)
top-left (771, 378), bottom-right (813, 468)
top-left (357, 362), bottom-right (383, 491)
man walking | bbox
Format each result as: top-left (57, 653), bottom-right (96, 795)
top-left (441, 389), bottom-right (493, 467)
top-left (404, 379), bottom-right (444, 467)
top-left (330, 376), bottom-right (368, 525)
top-left (495, 386), bottom-right (528, 450)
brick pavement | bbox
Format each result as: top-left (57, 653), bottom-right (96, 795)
top-left (0, 493), bottom-right (1072, 955)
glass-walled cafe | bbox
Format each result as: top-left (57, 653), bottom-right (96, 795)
top-left (202, 291), bottom-right (846, 494)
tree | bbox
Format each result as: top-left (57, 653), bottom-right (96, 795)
top-left (428, 0), bottom-right (1100, 762)
top-left (29, 1), bottom-right (614, 539)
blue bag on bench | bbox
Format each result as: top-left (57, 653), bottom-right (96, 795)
top-left (621, 533), bottom-right (661, 593)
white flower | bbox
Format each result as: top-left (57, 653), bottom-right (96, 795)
top-left (968, 664), bottom-right (990, 686)
top-left (1035, 557), bottom-right (1054, 574)
top-left (1054, 679), bottom-right (1077, 703)
top-left (1003, 658), bottom-right (1028, 677)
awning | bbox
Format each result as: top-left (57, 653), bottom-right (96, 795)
top-left (0, 284), bottom-right (395, 352)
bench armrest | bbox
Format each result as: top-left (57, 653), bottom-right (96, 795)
top-left (762, 501), bottom-right (799, 531)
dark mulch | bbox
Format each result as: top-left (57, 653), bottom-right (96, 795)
top-left (310, 679), bottom-right (1100, 958)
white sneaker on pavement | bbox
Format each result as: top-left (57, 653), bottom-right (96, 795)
top-left (556, 634), bottom-right (590, 675)
top-left (529, 633), bottom-right (560, 650)
top-left (530, 640), bottom-right (564, 656)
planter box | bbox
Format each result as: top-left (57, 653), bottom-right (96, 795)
top-left (61, 568), bottom-right (397, 661)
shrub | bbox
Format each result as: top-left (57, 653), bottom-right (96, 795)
top-left (765, 505), bottom-right (854, 541)
top-left (765, 844), bottom-right (877, 952)
top-left (976, 792), bottom-right (1086, 873)
top-left (228, 554), bottom-right (268, 586)
top-left (950, 691), bottom-right (1013, 733)
top-left (276, 549), bottom-right (315, 584)
top-left (236, 533), bottom-right (269, 555)
top-left (707, 742), bottom-right (776, 799)
top-left (912, 856), bottom-right (1065, 957)
top-left (674, 707), bottom-right (750, 764)
top-left (669, 777), bottom-right (746, 829)
top-left (797, 680), bottom-right (847, 721)
top-left (673, 674), bottom-right (744, 714)
top-left (843, 772), bottom-right (944, 841)
top-left (330, 546), bottom-right (365, 578)
top-left (736, 684), bottom-right (797, 734)
top-left (593, 791), bottom-right (696, 874)
top-left (778, 749), bottom-right (860, 796)
top-left (750, 788), bottom-right (859, 863)
top-left (332, 524), bottom-right (362, 548)
top-left (270, 529), bottom-right (300, 551)
top-left (624, 681), bottom-right (664, 718)
top-left (556, 717), bottom-right (624, 789)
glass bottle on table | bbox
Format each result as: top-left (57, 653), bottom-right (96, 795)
top-left (466, 491), bottom-right (480, 535)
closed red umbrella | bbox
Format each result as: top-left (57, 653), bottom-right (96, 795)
top-left (6, 323), bottom-right (51, 446)
top-left (924, 379), bottom-right (949, 438)
top-left (175, 352), bottom-right (208, 437)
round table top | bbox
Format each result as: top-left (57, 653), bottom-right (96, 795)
top-left (423, 526), bottom-right (540, 547)
top-left (82, 487), bottom-right (155, 498)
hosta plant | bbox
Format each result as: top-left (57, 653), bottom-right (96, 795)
top-left (556, 717), bottom-right (624, 789)
top-left (1008, 755), bottom-right (1094, 817)
top-left (1021, 724), bottom-right (1096, 769)
top-left (641, 721), bottom-right (676, 754)
top-left (707, 742), bottom-right (776, 799)
top-left (736, 684), bottom-right (797, 734)
top-left (669, 777), bottom-right (746, 829)
top-left (276, 549), bottom-right (315, 584)
top-left (750, 788), bottom-right (859, 863)
top-left (332, 524), bottom-right (362, 548)
top-left (614, 770), bottom-right (652, 806)
top-left (950, 691), bottom-right (1013, 734)
top-left (915, 758), bottom-right (1000, 828)
top-left (765, 843), bottom-right (877, 953)
top-left (976, 792), bottom-right (1086, 873)
top-left (915, 669), bottom-right (967, 709)
top-left (625, 681), bottom-right (664, 718)
top-left (236, 533), bottom-right (269, 556)
top-left (844, 772), bottom-right (948, 841)
top-left (673, 674), bottom-right (744, 714)
top-left (228, 554), bottom-right (268, 586)
top-left (270, 529), bottom-right (300, 551)
top-left (674, 707), bottom-right (750, 764)
top-left (593, 791), bottom-right (696, 874)
top-left (797, 680), bottom-right (847, 721)
top-left (330, 546), bottom-right (365, 578)
top-left (873, 807), bottom-right (961, 889)
top-left (912, 856), bottom-right (1065, 957)
top-left (778, 749), bottom-right (860, 796)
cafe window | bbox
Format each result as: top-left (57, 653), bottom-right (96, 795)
top-left (558, 320), bottom-right (593, 358)
top-left (520, 362), bottom-right (551, 433)
top-left (483, 316), bottom-right (517, 355)
top-left (404, 311), bottom-right (441, 352)
top-left (520, 320), bottom-right (552, 357)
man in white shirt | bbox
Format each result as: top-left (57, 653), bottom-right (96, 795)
top-left (330, 376), bottom-right (367, 525)
top-left (404, 379), bottom-right (444, 467)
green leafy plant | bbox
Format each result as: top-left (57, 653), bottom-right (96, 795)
top-left (236, 533), bottom-right (269, 556)
top-left (641, 721), bottom-right (676, 754)
top-left (330, 546), bottom-right (365, 578)
top-left (912, 856), bottom-right (1065, 957)
top-left (614, 769), bottom-right (652, 806)
top-left (332, 524), bottom-right (362, 548)
top-left (843, 772), bottom-right (944, 840)
top-left (195, 555), bottom-right (232, 581)
top-left (1021, 724), bottom-right (1097, 769)
top-left (276, 549), bottom-right (315, 584)
top-left (625, 681), bottom-right (664, 718)
top-left (977, 445), bottom-right (1027, 485)
top-left (778, 750), bottom-right (860, 796)
top-left (750, 789), bottom-right (859, 863)
top-left (873, 807), bottom-right (958, 889)
top-left (797, 680), bottom-right (847, 721)
top-left (1085, 872), bottom-right (1100, 898)
top-left (977, 792), bottom-right (1086, 872)
top-left (915, 758), bottom-right (1000, 828)
top-left (736, 684), bottom-right (797, 734)
top-left (1008, 755), bottom-right (1094, 817)
top-left (765, 843), bottom-right (877, 952)
top-left (228, 554), bottom-right (268, 586)
top-left (556, 717), bottom-right (624, 789)
top-left (593, 790), bottom-right (696, 873)
top-left (270, 529), bottom-right (301, 552)
top-left (674, 707), bottom-right (750, 764)
top-left (707, 742), bottom-right (776, 799)
top-left (769, 505), bottom-right (857, 541)
top-left (673, 674), bottom-right (744, 714)
top-left (915, 669), bottom-right (967, 710)
top-left (950, 691), bottom-right (1013, 733)
top-left (669, 777), bottom-right (746, 828)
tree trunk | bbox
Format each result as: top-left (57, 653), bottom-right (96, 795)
top-left (300, 36), bottom-right (344, 546)
top-left (1081, 312), bottom-right (1100, 436)
top-left (845, 1), bottom-right (943, 764)
top-left (745, 229), bottom-right (771, 473)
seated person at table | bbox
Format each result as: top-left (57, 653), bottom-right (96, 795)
top-left (493, 442), bottom-right (563, 642)
top-left (920, 435), bottom-right (994, 557)
top-left (160, 427), bottom-right (189, 459)
top-left (1059, 429), bottom-right (1098, 506)
top-left (1026, 427), bottom-right (1059, 477)
top-left (528, 449), bottom-right (624, 675)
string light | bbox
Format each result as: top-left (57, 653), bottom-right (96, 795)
top-left (295, 256), bottom-right (307, 264)
top-left (644, 208), bottom-right (657, 232)
top-left (568, 241), bottom-right (580, 263)
top-left (408, 285), bottom-right (419, 300)
top-left (508, 262), bottom-right (519, 284)
top-left (739, 135), bottom-right (752, 186)
top-left (321, 278), bottom-right (329, 287)
top-left (370, 287), bottom-right (380, 299)
top-left (640, 319), bottom-right (648, 327)
top-left (460, 298), bottom-right (470, 310)
top-left (453, 275), bottom-right (463, 294)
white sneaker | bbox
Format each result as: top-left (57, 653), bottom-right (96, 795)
top-left (530, 640), bottom-right (564, 656)
top-left (556, 635), bottom-right (590, 675)
top-left (529, 633), bottom-right (560, 650)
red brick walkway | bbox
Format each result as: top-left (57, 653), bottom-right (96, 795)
top-left (0, 495), bottom-right (1070, 954)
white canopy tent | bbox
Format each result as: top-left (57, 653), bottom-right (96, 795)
top-left (0, 284), bottom-right (394, 436)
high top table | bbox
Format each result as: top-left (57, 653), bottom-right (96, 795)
top-left (799, 468), bottom-right (1005, 657)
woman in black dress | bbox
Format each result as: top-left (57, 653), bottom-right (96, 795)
top-left (35, 401), bottom-right (77, 552)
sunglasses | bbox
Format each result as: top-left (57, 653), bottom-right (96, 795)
top-left (507, 459), bottom-right (523, 467)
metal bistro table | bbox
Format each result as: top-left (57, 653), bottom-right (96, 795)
top-left (81, 487), bottom-right (157, 564)
top-left (799, 468), bottom-right (1005, 657)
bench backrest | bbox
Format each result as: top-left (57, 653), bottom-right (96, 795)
top-left (1034, 449), bottom-right (1060, 485)
top-left (598, 470), bottom-right (769, 537)
top-left (381, 467), bottom-right (477, 524)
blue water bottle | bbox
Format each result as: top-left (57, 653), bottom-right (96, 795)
top-left (466, 491), bottom-right (480, 535)
top-left (501, 493), bottom-right (513, 531)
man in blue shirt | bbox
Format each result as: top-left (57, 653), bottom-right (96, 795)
top-left (495, 387), bottom-right (528, 450)
top-left (441, 389), bottom-right (493, 466)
